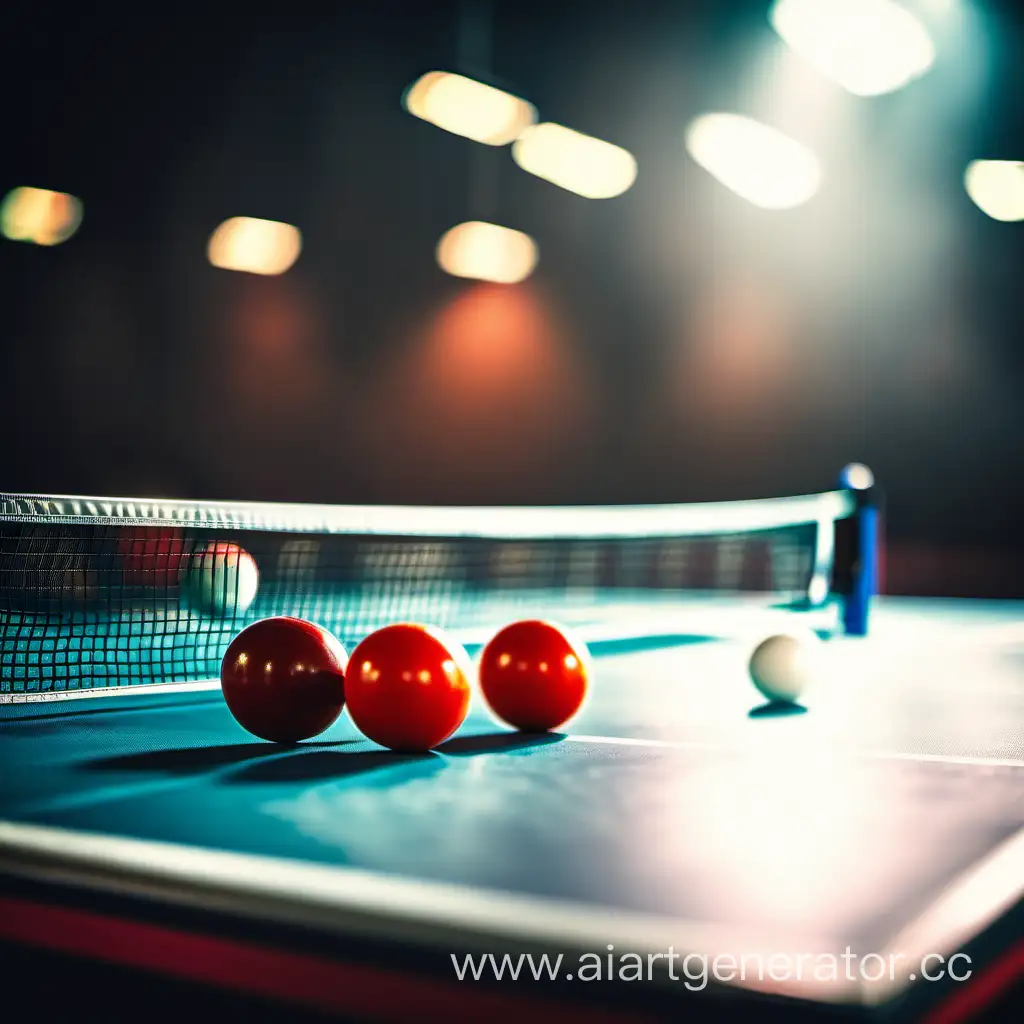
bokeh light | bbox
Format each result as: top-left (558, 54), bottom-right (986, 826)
top-left (841, 463), bottom-right (875, 490)
top-left (363, 283), bottom-right (590, 495)
top-left (511, 123), bottom-right (638, 198)
top-left (963, 160), bottom-right (1024, 222)
top-left (0, 186), bottom-right (83, 246)
top-left (194, 274), bottom-right (338, 498)
top-left (681, 275), bottom-right (798, 416)
top-left (436, 221), bottom-right (538, 284)
top-left (807, 575), bottom-right (830, 605)
top-left (685, 113), bottom-right (821, 209)
top-left (207, 217), bottom-right (302, 275)
top-left (403, 71), bottom-right (536, 145)
top-left (769, 0), bottom-right (935, 97)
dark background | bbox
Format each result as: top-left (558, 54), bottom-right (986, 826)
top-left (1, 1), bottom-right (1022, 592)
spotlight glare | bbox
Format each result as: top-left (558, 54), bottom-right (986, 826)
top-left (685, 113), bottom-right (821, 209)
top-left (964, 160), bottom-right (1024, 222)
top-left (769, 0), bottom-right (935, 97)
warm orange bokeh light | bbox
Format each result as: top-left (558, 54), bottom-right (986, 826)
top-left (185, 275), bottom-right (341, 497)
top-left (436, 221), bottom-right (538, 283)
top-left (217, 276), bottom-right (334, 412)
top-left (207, 217), bottom-right (302, 275)
top-left (365, 284), bottom-right (591, 493)
top-left (678, 277), bottom-right (796, 416)
top-left (0, 186), bottom-right (83, 245)
top-left (512, 123), bottom-right (637, 199)
top-left (422, 284), bottom-right (558, 396)
top-left (403, 72), bottom-right (536, 145)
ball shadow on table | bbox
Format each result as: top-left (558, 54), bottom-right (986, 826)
top-left (222, 748), bottom-right (442, 784)
top-left (80, 740), bottom-right (360, 775)
top-left (748, 702), bottom-right (808, 719)
top-left (224, 730), bottom-right (568, 783)
top-left (436, 731), bottom-right (567, 755)
top-left (78, 732), bottom-right (567, 786)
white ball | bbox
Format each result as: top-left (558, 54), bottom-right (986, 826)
top-left (748, 630), bottom-right (820, 703)
top-left (182, 542), bottom-right (259, 617)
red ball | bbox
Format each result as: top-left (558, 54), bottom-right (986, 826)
top-left (346, 624), bottom-right (471, 752)
top-left (116, 527), bottom-right (187, 589)
top-left (220, 617), bottom-right (348, 743)
top-left (478, 620), bottom-right (589, 732)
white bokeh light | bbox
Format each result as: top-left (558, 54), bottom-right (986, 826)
top-left (769, 0), bottom-right (935, 97)
top-left (842, 463), bottom-right (875, 490)
top-left (685, 113), bottom-right (822, 209)
top-left (964, 161), bottom-right (1024, 222)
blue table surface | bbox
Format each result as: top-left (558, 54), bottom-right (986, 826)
top-left (1, 595), bottom-right (1023, 958)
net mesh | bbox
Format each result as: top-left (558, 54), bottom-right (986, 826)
top-left (0, 492), bottom-right (852, 696)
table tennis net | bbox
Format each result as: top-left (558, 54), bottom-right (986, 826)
top-left (0, 490), bottom-right (856, 695)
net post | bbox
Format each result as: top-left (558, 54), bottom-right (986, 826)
top-left (837, 464), bottom-right (881, 637)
